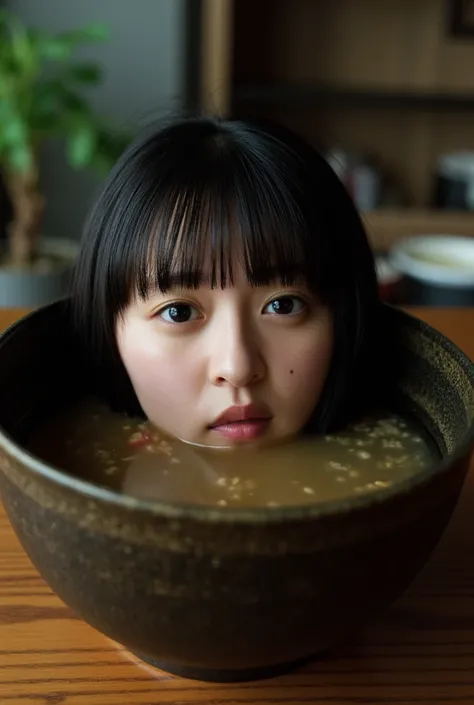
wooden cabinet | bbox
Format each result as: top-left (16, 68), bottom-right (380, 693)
top-left (199, 0), bottom-right (474, 251)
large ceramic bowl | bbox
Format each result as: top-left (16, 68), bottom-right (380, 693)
top-left (0, 302), bottom-right (473, 682)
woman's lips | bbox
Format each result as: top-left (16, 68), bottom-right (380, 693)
top-left (209, 405), bottom-right (272, 442)
top-left (211, 418), bottom-right (271, 441)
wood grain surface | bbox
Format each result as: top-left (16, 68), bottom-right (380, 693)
top-left (1, 306), bottom-right (474, 704)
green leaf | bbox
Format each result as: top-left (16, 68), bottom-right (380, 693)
top-left (0, 95), bottom-right (29, 147)
top-left (0, 10), bottom-right (123, 177)
top-left (0, 11), bottom-right (36, 77)
top-left (35, 23), bottom-right (109, 61)
top-left (67, 121), bottom-right (97, 168)
top-left (59, 88), bottom-right (89, 114)
top-left (71, 23), bottom-right (109, 42)
top-left (2, 116), bottom-right (29, 147)
top-left (36, 36), bottom-right (73, 61)
top-left (90, 152), bottom-right (113, 174)
top-left (30, 83), bottom-right (90, 132)
top-left (6, 143), bottom-right (33, 172)
top-left (69, 62), bottom-right (102, 84)
top-left (10, 28), bottom-right (35, 73)
top-left (29, 80), bottom-right (60, 126)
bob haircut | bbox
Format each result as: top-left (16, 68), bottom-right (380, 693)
top-left (70, 115), bottom-right (387, 433)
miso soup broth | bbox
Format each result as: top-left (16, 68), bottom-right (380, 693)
top-left (28, 397), bottom-right (437, 508)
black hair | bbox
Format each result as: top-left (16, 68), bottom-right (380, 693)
top-left (70, 114), bottom-right (386, 432)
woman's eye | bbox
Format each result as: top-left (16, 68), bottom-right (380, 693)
top-left (263, 296), bottom-right (305, 316)
top-left (158, 303), bottom-right (200, 323)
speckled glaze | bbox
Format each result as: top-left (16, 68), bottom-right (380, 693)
top-left (0, 302), bottom-right (472, 683)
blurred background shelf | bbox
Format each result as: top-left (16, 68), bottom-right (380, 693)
top-left (199, 0), bottom-right (474, 255)
top-left (363, 208), bottom-right (474, 251)
top-left (234, 83), bottom-right (474, 111)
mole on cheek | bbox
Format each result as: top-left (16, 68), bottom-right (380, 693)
top-left (290, 369), bottom-right (294, 374)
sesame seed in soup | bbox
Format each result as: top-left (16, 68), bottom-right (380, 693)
top-left (27, 397), bottom-right (436, 508)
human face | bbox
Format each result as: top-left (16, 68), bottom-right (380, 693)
top-left (116, 264), bottom-right (333, 448)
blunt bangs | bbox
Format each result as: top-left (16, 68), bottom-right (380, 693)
top-left (92, 119), bottom-right (330, 311)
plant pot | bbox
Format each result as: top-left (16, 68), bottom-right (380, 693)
top-left (0, 237), bottom-right (79, 308)
top-left (389, 235), bottom-right (474, 306)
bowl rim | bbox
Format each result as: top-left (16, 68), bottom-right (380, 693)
top-left (0, 304), bottom-right (473, 524)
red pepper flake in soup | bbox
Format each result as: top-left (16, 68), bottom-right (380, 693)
top-left (128, 429), bottom-right (152, 448)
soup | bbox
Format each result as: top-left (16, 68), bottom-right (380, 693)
top-left (28, 397), bottom-right (435, 508)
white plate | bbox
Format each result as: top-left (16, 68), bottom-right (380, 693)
top-left (389, 235), bottom-right (474, 288)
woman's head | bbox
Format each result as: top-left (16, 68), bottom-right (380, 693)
top-left (71, 115), bottom-right (381, 446)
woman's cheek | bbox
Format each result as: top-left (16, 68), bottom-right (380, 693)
top-left (119, 333), bottom-right (184, 396)
top-left (276, 321), bottom-right (333, 392)
top-left (281, 347), bottom-right (329, 399)
top-left (117, 321), bottom-right (203, 427)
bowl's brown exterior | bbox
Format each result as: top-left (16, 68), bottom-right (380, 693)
top-left (0, 302), bottom-right (472, 682)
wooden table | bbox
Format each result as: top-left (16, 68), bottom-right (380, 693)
top-left (1, 307), bottom-right (474, 704)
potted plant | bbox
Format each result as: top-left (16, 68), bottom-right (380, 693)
top-left (0, 10), bottom-right (130, 306)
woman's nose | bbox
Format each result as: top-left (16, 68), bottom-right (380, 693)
top-left (208, 321), bottom-right (266, 388)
